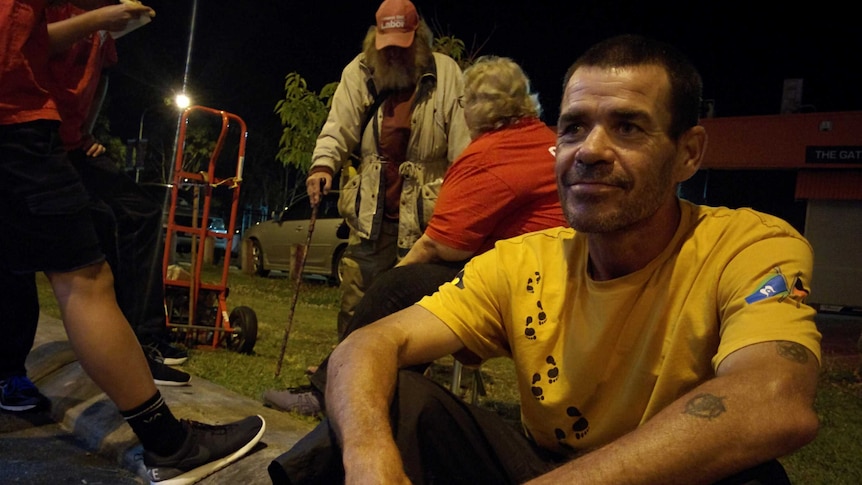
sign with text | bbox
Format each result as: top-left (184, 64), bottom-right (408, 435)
top-left (805, 146), bottom-right (862, 164)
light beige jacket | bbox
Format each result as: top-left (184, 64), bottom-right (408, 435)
top-left (310, 52), bottom-right (470, 252)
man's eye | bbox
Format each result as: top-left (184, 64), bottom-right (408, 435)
top-left (559, 124), bottom-right (585, 138)
top-left (618, 122), bottom-right (640, 135)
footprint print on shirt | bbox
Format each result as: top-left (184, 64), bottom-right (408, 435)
top-left (524, 300), bottom-right (547, 340)
top-left (530, 372), bottom-right (544, 400)
top-left (526, 271), bottom-right (541, 293)
top-left (530, 355), bottom-right (560, 399)
top-left (536, 301), bottom-right (547, 325)
top-left (545, 355), bottom-right (559, 383)
top-left (525, 315), bottom-right (537, 340)
top-left (554, 406), bottom-right (591, 443)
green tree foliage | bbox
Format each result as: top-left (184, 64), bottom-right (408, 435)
top-left (237, 129), bottom-right (285, 212)
top-left (274, 73), bottom-right (337, 173)
top-left (434, 35), bottom-right (469, 69)
top-left (179, 123), bottom-right (219, 174)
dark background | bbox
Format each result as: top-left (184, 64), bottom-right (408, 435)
top-left (106, 1), bottom-right (861, 144)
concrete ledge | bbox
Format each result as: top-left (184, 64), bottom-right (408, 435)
top-left (25, 313), bottom-right (314, 483)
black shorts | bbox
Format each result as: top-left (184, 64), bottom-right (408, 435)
top-left (0, 120), bottom-right (105, 273)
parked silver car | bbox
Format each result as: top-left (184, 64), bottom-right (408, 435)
top-left (186, 216), bottom-right (241, 260)
top-left (243, 191), bottom-right (347, 284)
top-left (141, 183), bottom-right (239, 261)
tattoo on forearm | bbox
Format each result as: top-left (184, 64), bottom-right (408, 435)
top-left (683, 393), bottom-right (726, 419)
top-left (776, 341), bottom-right (809, 364)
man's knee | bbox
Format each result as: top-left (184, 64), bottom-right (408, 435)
top-left (47, 261), bottom-right (115, 300)
top-left (393, 370), bottom-right (460, 423)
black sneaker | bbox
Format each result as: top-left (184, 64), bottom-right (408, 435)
top-left (147, 356), bottom-right (191, 386)
top-left (144, 415), bottom-right (266, 484)
top-left (146, 340), bottom-right (189, 366)
top-left (0, 375), bottom-right (51, 412)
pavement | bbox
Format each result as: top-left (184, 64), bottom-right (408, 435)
top-left (0, 313), bottom-right (315, 484)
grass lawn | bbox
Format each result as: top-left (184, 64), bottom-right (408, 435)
top-left (35, 262), bottom-right (862, 481)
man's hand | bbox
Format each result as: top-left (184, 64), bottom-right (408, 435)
top-left (306, 172), bottom-right (331, 206)
top-left (85, 142), bottom-right (106, 157)
top-left (342, 443), bottom-right (412, 485)
top-left (92, 2), bottom-right (155, 33)
top-left (397, 233), bottom-right (475, 267)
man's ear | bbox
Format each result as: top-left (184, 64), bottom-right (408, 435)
top-left (673, 125), bottom-right (707, 183)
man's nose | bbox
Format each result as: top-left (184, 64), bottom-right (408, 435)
top-left (576, 126), bottom-right (612, 165)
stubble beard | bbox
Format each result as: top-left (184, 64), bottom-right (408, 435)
top-left (560, 156), bottom-right (677, 234)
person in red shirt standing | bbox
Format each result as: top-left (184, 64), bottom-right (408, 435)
top-left (0, 2), bottom-right (190, 412)
top-left (0, 2), bottom-right (264, 483)
top-left (47, 1), bottom-right (190, 380)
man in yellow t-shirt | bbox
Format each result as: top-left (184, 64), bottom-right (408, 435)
top-left (274, 34), bottom-right (821, 485)
top-left (421, 202), bottom-right (819, 456)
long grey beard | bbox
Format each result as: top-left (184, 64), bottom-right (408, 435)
top-left (374, 61), bottom-right (417, 91)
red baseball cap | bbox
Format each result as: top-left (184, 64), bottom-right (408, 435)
top-left (375, 0), bottom-right (419, 50)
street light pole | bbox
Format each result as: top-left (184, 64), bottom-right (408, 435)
top-left (180, 0), bottom-right (198, 101)
top-left (138, 106), bottom-right (150, 142)
top-left (135, 106), bottom-right (153, 183)
top-left (169, 0), bottom-right (198, 180)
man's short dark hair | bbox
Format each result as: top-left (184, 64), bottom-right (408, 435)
top-left (563, 34), bottom-right (702, 139)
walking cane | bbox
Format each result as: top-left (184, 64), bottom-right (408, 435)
top-left (275, 180), bottom-right (324, 376)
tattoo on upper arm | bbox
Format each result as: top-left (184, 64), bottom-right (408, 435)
top-left (776, 341), bottom-right (809, 364)
top-left (683, 393), bottom-right (726, 419)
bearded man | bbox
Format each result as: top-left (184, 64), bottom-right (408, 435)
top-left (304, 0), bottom-right (470, 339)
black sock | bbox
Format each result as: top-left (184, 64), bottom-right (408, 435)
top-left (120, 391), bottom-right (187, 457)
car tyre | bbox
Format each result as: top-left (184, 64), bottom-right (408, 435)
top-left (329, 244), bottom-right (347, 287)
top-left (250, 239), bottom-right (270, 277)
top-left (226, 305), bottom-right (258, 354)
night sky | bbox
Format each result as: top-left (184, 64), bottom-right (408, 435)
top-left (105, 1), bottom-right (861, 147)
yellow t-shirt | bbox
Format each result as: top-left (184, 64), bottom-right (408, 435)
top-left (417, 200), bottom-right (821, 454)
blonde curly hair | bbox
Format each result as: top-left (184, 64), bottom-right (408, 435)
top-left (462, 56), bottom-right (541, 137)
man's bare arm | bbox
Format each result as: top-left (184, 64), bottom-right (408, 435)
top-left (326, 305), bottom-right (465, 484)
top-left (527, 340), bottom-right (819, 484)
top-left (397, 233), bottom-right (474, 267)
top-left (48, 2), bottom-right (155, 54)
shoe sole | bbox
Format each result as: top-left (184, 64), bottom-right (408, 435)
top-left (154, 377), bottom-right (191, 387)
top-left (0, 402), bottom-right (38, 412)
top-left (151, 415), bottom-right (266, 485)
top-left (162, 357), bottom-right (188, 366)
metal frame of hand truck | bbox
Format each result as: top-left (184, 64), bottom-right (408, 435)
top-left (161, 105), bottom-right (257, 353)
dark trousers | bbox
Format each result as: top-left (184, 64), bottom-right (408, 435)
top-left (0, 121), bottom-right (102, 379)
top-left (308, 262), bottom-right (464, 395)
top-left (0, 148), bottom-right (168, 379)
top-left (68, 149), bottom-right (168, 344)
top-left (271, 370), bottom-right (558, 485)
top-left (272, 370), bottom-right (791, 484)
top-left (0, 272), bottom-right (39, 380)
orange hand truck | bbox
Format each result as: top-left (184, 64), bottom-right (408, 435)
top-left (161, 106), bottom-right (257, 353)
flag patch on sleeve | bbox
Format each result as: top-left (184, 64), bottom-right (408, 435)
top-left (452, 269), bottom-right (466, 289)
top-left (745, 272), bottom-right (789, 304)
